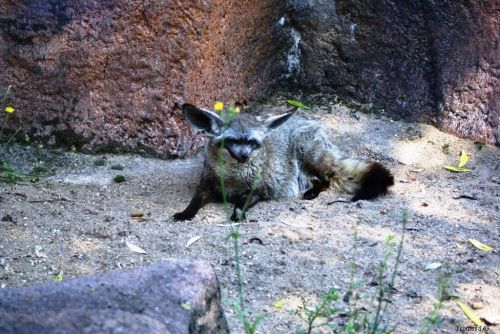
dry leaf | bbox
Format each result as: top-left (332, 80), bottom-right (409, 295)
top-left (405, 170), bottom-right (416, 182)
top-left (130, 211), bottom-right (144, 218)
top-left (458, 150), bottom-right (469, 167)
top-left (215, 223), bottom-right (241, 227)
top-left (457, 301), bottom-right (485, 326)
top-left (274, 299), bottom-right (285, 309)
top-left (444, 150), bottom-right (471, 173)
top-left (125, 241), bottom-right (148, 255)
top-left (54, 272), bottom-right (63, 282)
top-left (186, 236), bottom-right (202, 247)
top-left (468, 239), bottom-right (494, 251)
top-left (287, 99), bottom-right (311, 110)
top-left (444, 166), bottom-right (472, 173)
top-left (34, 246), bottom-right (47, 259)
top-left (424, 262), bottom-right (442, 271)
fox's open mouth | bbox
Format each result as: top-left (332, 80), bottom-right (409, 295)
top-left (226, 148), bottom-right (251, 163)
top-left (230, 154), bottom-right (249, 163)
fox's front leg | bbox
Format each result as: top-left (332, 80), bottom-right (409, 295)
top-left (303, 179), bottom-right (330, 200)
top-left (231, 191), bottom-right (262, 222)
top-left (173, 181), bottom-right (213, 221)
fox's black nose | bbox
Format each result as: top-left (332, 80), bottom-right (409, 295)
top-left (239, 151), bottom-right (250, 162)
top-left (229, 147), bottom-right (251, 163)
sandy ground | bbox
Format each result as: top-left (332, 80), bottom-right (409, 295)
top-left (1, 101), bottom-right (499, 333)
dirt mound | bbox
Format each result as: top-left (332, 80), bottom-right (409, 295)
top-left (1, 102), bottom-right (498, 333)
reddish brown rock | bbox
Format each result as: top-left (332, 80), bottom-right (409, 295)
top-left (0, 0), bottom-right (497, 154)
top-left (0, 0), bottom-right (283, 157)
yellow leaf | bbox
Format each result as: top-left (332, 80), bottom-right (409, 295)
top-left (468, 239), bottom-right (494, 251)
top-left (213, 101), bottom-right (224, 112)
top-left (286, 99), bottom-right (311, 110)
top-left (444, 166), bottom-right (472, 173)
top-left (54, 272), bottom-right (63, 282)
top-left (274, 299), bottom-right (285, 309)
top-left (458, 151), bottom-right (469, 167)
top-left (234, 106), bottom-right (241, 113)
top-left (457, 301), bottom-right (485, 326)
top-left (5, 106), bottom-right (14, 113)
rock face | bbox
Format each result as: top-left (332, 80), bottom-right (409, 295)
top-left (0, 0), bottom-right (282, 156)
top-left (0, 0), bottom-right (497, 155)
top-left (286, 0), bottom-right (499, 144)
top-left (0, 260), bottom-right (228, 333)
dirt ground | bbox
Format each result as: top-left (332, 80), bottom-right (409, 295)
top-left (1, 100), bottom-right (499, 333)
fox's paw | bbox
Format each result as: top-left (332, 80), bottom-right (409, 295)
top-left (352, 163), bottom-right (394, 201)
top-left (231, 208), bottom-right (246, 222)
top-left (303, 188), bottom-right (321, 200)
top-left (303, 180), bottom-right (330, 200)
top-left (172, 211), bottom-right (194, 221)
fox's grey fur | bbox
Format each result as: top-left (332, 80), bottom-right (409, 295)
top-left (173, 104), bottom-right (394, 221)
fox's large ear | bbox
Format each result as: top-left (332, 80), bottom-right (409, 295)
top-left (262, 111), bottom-right (295, 130)
top-left (183, 103), bottom-right (224, 136)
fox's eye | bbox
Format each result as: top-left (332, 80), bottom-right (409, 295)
top-left (222, 138), bottom-right (236, 146)
top-left (248, 139), bottom-right (261, 149)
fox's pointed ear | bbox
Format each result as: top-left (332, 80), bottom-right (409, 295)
top-left (183, 104), bottom-right (224, 136)
top-left (262, 111), bottom-right (295, 130)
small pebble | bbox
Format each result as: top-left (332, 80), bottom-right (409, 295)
top-left (472, 302), bottom-right (484, 310)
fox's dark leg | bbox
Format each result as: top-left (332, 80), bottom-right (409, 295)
top-left (297, 133), bottom-right (341, 200)
top-left (173, 181), bottom-right (213, 221)
top-left (231, 191), bottom-right (262, 222)
top-left (299, 133), bottom-right (393, 200)
top-left (303, 179), bottom-right (330, 200)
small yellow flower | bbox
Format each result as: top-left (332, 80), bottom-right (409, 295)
top-left (213, 101), bottom-right (224, 112)
top-left (5, 106), bottom-right (14, 113)
top-left (234, 106), bottom-right (241, 113)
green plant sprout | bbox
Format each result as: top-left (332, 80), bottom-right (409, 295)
top-left (215, 101), bottom-right (266, 334)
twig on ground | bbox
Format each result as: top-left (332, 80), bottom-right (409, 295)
top-left (4, 192), bottom-right (27, 198)
top-left (452, 195), bottom-right (477, 200)
top-left (327, 199), bottom-right (350, 205)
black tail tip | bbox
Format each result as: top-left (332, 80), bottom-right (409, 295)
top-left (352, 163), bottom-right (394, 201)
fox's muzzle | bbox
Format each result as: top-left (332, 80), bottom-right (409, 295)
top-left (228, 145), bottom-right (252, 163)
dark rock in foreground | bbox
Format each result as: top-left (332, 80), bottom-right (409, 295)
top-left (0, 260), bottom-right (228, 334)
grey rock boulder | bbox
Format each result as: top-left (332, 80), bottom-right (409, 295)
top-left (0, 260), bottom-right (228, 334)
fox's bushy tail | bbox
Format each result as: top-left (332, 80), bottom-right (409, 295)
top-left (331, 159), bottom-right (394, 201)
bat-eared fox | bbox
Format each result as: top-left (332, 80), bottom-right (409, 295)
top-left (173, 103), bottom-right (394, 222)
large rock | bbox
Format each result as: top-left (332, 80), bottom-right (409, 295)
top-left (0, 0), bottom-right (283, 156)
top-left (0, 260), bottom-right (228, 333)
top-left (286, 0), bottom-right (498, 144)
top-left (0, 0), bottom-right (497, 153)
